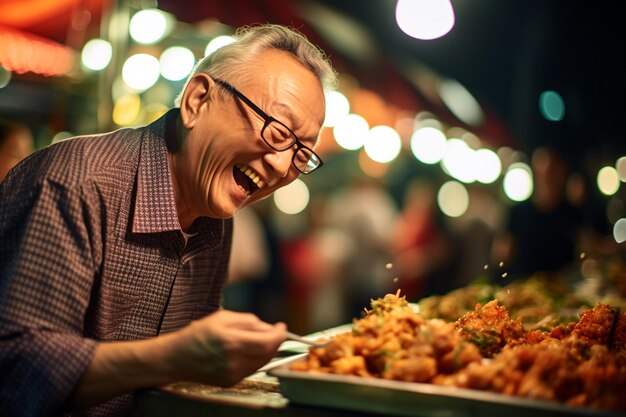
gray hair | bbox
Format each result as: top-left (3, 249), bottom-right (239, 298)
top-left (174, 24), bottom-right (337, 106)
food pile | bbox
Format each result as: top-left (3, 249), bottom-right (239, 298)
top-left (417, 275), bottom-right (594, 328)
top-left (418, 256), bottom-right (626, 329)
top-left (291, 290), bottom-right (626, 411)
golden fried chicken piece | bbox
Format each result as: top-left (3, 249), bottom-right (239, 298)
top-left (572, 303), bottom-right (619, 346)
top-left (455, 300), bottom-right (525, 357)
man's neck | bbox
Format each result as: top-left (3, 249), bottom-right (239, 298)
top-left (167, 151), bottom-right (198, 232)
top-left (165, 111), bottom-right (197, 232)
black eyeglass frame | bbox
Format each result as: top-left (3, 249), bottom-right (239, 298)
top-left (213, 78), bottom-right (324, 175)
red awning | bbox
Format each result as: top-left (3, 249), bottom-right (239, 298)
top-left (0, 0), bottom-right (112, 77)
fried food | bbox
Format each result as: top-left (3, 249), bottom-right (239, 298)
top-left (292, 291), bottom-right (626, 412)
top-left (418, 275), bottom-right (595, 329)
top-left (455, 300), bottom-right (525, 357)
top-left (291, 291), bottom-right (482, 381)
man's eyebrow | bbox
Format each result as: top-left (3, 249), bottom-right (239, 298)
top-left (273, 102), bottom-right (296, 123)
top-left (273, 102), bottom-right (321, 146)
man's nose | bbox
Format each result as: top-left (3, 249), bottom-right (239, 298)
top-left (263, 149), bottom-right (293, 178)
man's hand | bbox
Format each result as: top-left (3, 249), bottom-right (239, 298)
top-left (70, 310), bottom-right (286, 408)
top-left (160, 310), bottom-right (287, 386)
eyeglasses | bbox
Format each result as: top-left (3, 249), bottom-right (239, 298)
top-left (213, 78), bottom-right (324, 175)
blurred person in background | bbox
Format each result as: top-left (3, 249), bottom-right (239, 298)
top-left (447, 186), bottom-right (506, 290)
top-left (326, 178), bottom-right (399, 318)
top-left (281, 195), bottom-right (355, 333)
top-left (222, 202), bottom-right (290, 326)
top-left (0, 24), bottom-right (336, 417)
top-left (223, 205), bottom-right (270, 309)
top-left (566, 171), bottom-right (620, 258)
top-left (492, 146), bottom-right (584, 280)
top-left (0, 118), bottom-right (34, 182)
top-left (391, 179), bottom-right (452, 300)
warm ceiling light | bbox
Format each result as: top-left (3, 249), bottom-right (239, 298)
top-left (395, 0), bottom-right (455, 40)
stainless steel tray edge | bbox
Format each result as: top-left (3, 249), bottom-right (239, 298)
top-left (270, 362), bottom-right (625, 417)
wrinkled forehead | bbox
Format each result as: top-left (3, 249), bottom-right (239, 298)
top-left (246, 49), bottom-right (326, 125)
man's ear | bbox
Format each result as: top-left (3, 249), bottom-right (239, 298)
top-left (179, 73), bottom-right (214, 129)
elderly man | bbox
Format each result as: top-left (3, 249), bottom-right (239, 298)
top-left (0, 24), bottom-right (336, 416)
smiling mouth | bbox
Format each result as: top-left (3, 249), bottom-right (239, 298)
top-left (233, 163), bottom-right (266, 197)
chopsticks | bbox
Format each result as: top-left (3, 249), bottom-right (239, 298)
top-left (286, 331), bottom-right (329, 348)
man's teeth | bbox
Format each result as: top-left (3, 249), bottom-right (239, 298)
top-left (237, 184), bottom-right (250, 196)
top-left (237, 164), bottom-right (266, 189)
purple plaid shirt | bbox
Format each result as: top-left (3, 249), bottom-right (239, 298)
top-left (0, 109), bottom-right (233, 416)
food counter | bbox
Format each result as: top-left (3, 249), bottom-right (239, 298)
top-left (133, 344), bottom-right (623, 417)
top-left (133, 274), bottom-right (626, 417)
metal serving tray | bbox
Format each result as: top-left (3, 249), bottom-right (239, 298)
top-left (270, 359), bottom-right (625, 417)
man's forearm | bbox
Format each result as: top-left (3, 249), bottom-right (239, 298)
top-left (67, 311), bottom-right (287, 410)
top-left (68, 336), bottom-right (175, 408)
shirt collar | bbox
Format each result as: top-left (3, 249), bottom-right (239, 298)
top-left (131, 109), bottom-right (227, 249)
top-left (132, 109), bottom-right (181, 234)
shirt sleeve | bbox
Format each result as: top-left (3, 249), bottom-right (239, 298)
top-left (0, 176), bottom-right (102, 416)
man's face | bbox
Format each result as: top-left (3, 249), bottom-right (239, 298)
top-left (180, 49), bottom-right (326, 220)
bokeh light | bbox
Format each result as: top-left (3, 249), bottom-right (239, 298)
top-left (597, 166), bottom-right (620, 196)
top-left (438, 79), bottom-right (483, 126)
top-left (323, 90), bottom-right (350, 127)
top-left (0, 66), bottom-right (11, 88)
top-left (112, 93), bottom-right (141, 126)
top-left (441, 138), bottom-right (475, 183)
top-left (122, 53), bottom-right (160, 91)
top-left (363, 125), bottom-right (402, 163)
top-left (474, 148), bottom-right (502, 184)
top-left (333, 113), bottom-right (369, 150)
top-left (395, 0), bottom-right (455, 40)
top-left (614, 218), bottom-right (626, 243)
top-left (81, 39), bottom-right (112, 71)
top-left (51, 131), bottom-right (73, 144)
top-left (144, 102), bottom-right (168, 124)
top-left (410, 126), bottom-right (447, 164)
top-left (159, 46), bottom-right (195, 81)
top-left (539, 90), bottom-right (565, 121)
top-left (205, 35), bottom-right (236, 57)
top-left (616, 156), bottom-right (626, 182)
top-left (503, 162), bottom-right (533, 201)
top-left (129, 9), bottom-right (169, 45)
top-left (273, 178), bottom-right (310, 215)
top-left (437, 180), bottom-right (469, 217)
